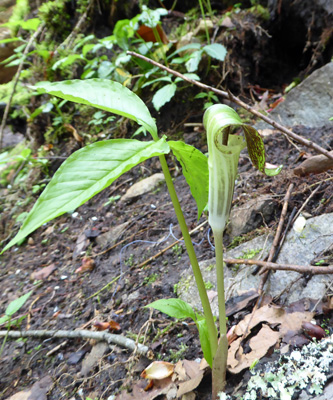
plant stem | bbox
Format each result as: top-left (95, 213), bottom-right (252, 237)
top-left (197, 0), bottom-right (210, 43)
top-left (158, 154), bottom-right (218, 355)
top-left (211, 228), bottom-right (228, 399)
top-left (212, 229), bottom-right (227, 335)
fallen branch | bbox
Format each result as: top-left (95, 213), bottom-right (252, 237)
top-left (224, 258), bottom-right (333, 275)
top-left (0, 329), bottom-right (149, 355)
top-left (127, 51), bottom-right (333, 161)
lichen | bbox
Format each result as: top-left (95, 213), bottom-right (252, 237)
top-left (219, 335), bottom-right (333, 400)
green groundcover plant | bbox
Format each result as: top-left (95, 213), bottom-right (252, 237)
top-left (1, 78), bottom-right (281, 398)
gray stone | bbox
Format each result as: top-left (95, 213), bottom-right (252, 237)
top-left (2, 126), bottom-right (24, 148)
top-left (96, 221), bottom-right (131, 248)
top-left (227, 196), bottom-right (277, 238)
top-left (255, 62), bottom-right (333, 129)
top-left (177, 213), bottom-right (333, 314)
top-left (121, 173), bottom-right (165, 202)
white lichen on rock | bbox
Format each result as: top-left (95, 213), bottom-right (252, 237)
top-left (219, 335), bottom-right (333, 400)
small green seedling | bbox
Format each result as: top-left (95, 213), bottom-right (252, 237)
top-left (0, 290), bottom-right (33, 356)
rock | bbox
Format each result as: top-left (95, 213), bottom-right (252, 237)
top-left (255, 62), bottom-right (333, 129)
top-left (121, 173), bottom-right (165, 202)
top-left (178, 213), bottom-right (333, 313)
top-left (96, 221), bottom-right (131, 248)
top-left (227, 196), bottom-right (277, 238)
top-left (2, 126), bottom-right (24, 148)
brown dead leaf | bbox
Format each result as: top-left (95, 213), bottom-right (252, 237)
top-left (233, 304), bottom-right (314, 339)
top-left (220, 16), bottom-right (235, 28)
top-left (30, 264), bottom-right (56, 281)
top-left (174, 360), bottom-right (187, 381)
top-left (73, 232), bottom-right (90, 259)
top-left (41, 225), bottom-right (55, 237)
top-left (75, 257), bottom-right (95, 273)
top-left (225, 289), bottom-right (259, 317)
top-left (80, 342), bottom-right (108, 377)
top-left (175, 360), bottom-right (206, 398)
top-left (227, 304), bottom-right (314, 373)
top-left (228, 324), bottom-right (280, 374)
top-left (115, 377), bottom-right (176, 400)
top-left (64, 123), bottom-right (83, 142)
top-left (6, 375), bottom-right (52, 400)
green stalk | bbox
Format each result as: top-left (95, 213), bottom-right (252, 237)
top-left (197, 0), bottom-right (210, 43)
top-left (158, 154), bottom-right (218, 355)
top-left (212, 229), bottom-right (226, 335)
top-left (152, 26), bottom-right (168, 67)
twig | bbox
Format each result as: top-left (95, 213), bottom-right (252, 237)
top-left (238, 184), bottom-right (294, 341)
top-left (259, 183), bottom-right (294, 293)
top-left (0, 329), bottom-right (149, 355)
top-left (311, 280), bottom-right (333, 313)
top-left (127, 51), bottom-right (333, 161)
top-left (132, 220), bottom-right (208, 270)
top-left (0, 23), bottom-right (45, 149)
top-left (292, 184), bottom-right (321, 223)
top-left (224, 258), bottom-right (333, 274)
top-left (85, 275), bottom-right (121, 300)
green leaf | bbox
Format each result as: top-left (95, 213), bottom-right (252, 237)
top-left (196, 317), bottom-right (213, 367)
top-left (20, 18), bottom-right (41, 31)
top-left (185, 50), bottom-right (203, 73)
top-left (0, 315), bottom-right (10, 325)
top-left (97, 61), bottom-right (114, 78)
top-left (142, 76), bottom-right (172, 88)
top-left (174, 73), bottom-right (200, 83)
top-left (152, 83), bottom-right (177, 111)
top-left (52, 54), bottom-right (85, 70)
top-left (203, 43), bottom-right (227, 61)
top-left (168, 141), bottom-right (208, 219)
top-left (264, 164), bottom-right (283, 176)
top-left (0, 37), bottom-right (24, 45)
top-left (146, 298), bottom-right (197, 321)
top-left (167, 43), bottom-right (201, 60)
top-left (34, 79), bottom-right (158, 139)
top-left (6, 291), bottom-right (33, 317)
top-left (2, 138), bottom-right (170, 252)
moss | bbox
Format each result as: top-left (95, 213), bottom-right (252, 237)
top-left (0, 80), bottom-right (32, 105)
top-left (205, 264), bottom-right (215, 271)
top-left (8, 0), bottom-right (30, 35)
top-left (204, 280), bottom-right (214, 290)
top-left (176, 274), bottom-right (193, 296)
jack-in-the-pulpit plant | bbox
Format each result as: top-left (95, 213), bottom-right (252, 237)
top-left (1, 79), bottom-right (281, 400)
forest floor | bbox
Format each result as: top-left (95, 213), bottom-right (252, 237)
top-left (0, 118), bottom-right (332, 400)
top-left (0, 3), bottom-right (333, 400)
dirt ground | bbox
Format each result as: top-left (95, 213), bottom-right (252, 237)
top-left (0, 119), bottom-right (332, 399)
top-left (0, 2), bottom-right (333, 399)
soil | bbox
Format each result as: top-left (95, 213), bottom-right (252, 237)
top-left (0, 122), bottom-right (332, 399)
top-left (0, 2), bottom-right (333, 400)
